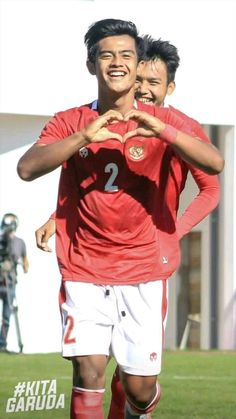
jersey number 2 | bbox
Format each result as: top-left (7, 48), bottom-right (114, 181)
top-left (104, 163), bottom-right (119, 192)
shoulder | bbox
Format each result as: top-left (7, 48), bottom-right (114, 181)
top-left (55, 103), bottom-right (95, 120)
top-left (41, 103), bottom-right (97, 138)
top-left (13, 236), bottom-right (26, 246)
top-left (136, 100), bottom-right (169, 118)
top-left (168, 105), bottom-right (201, 128)
top-left (168, 106), bottom-right (210, 142)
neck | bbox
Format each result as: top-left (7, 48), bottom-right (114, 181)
top-left (97, 88), bottom-right (135, 115)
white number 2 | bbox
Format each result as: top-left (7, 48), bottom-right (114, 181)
top-left (104, 163), bottom-right (119, 192)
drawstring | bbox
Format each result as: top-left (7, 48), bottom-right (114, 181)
top-left (104, 286), bottom-right (127, 318)
top-left (113, 286), bottom-right (127, 319)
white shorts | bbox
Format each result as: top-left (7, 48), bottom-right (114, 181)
top-left (60, 280), bottom-right (168, 375)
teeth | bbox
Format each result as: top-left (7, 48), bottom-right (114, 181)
top-left (109, 71), bottom-right (125, 76)
top-left (139, 98), bottom-right (153, 103)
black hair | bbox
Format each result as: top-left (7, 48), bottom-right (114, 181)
top-left (141, 35), bottom-right (180, 84)
top-left (84, 18), bottom-right (143, 63)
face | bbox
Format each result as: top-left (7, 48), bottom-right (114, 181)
top-left (135, 59), bottom-right (175, 106)
top-left (88, 35), bottom-right (138, 96)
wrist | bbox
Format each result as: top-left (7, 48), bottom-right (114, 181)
top-left (79, 129), bottom-right (91, 147)
top-left (159, 124), bottom-right (178, 145)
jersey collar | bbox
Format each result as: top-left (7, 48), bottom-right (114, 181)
top-left (91, 99), bottom-right (138, 110)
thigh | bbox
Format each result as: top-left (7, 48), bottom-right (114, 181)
top-left (60, 281), bottom-right (113, 358)
top-left (112, 280), bottom-right (167, 376)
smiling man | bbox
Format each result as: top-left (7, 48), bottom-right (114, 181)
top-left (17, 19), bottom-right (224, 419)
top-left (108, 36), bottom-right (222, 419)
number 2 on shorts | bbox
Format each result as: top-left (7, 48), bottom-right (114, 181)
top-left (64, 315), bottom-right (76, 344)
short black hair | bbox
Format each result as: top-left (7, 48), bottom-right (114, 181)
top-left (141, 35), bottom-right (180, 84)
top-left (84, 18), bottom-right (143, 63)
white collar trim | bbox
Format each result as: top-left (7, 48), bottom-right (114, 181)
top-left (91, 99), bottom-right (137, 110)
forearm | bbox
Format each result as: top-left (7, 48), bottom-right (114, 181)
top-left (23, 256), bottom-right (29, 273)
top-left (123, 110), bottom-right (224, 176)
top-left (173, 132), bottom-right (224, 175)
top-left (159, 126), bottom-right (224, 175)
top-left (17, 131), bottom-right (89, 181)
top-left (176, 185), bottom-right (220, 239)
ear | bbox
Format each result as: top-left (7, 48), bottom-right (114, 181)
top-left (167, 81), bottom-right (176, 96)
top-left (86, 60), bottom-right (96, 75)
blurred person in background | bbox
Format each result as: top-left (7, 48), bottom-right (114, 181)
top-left (0, 213), bottom-right (29, 352)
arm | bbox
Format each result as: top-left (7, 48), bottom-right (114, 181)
top-left (123, 109), bottom-right (224, 175)
top-left (170, 133), bottom-right (223, 175)
top-left (17, 110), bottom-right (124, 181)
top-left (19, 239), bottom-right (29, 273)
top-left (22, 255), bottom-right (29, 273)
top-left (176, 168), bottom-right (220, 239)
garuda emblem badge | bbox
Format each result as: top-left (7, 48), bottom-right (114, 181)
top-left (128, 145), bottom-right (145, 160)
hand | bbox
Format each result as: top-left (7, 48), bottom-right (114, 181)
top-left (82, 110), bottom-right (124, 144)
top-left (35, 218), bottom-right (56, 252)
top-left (123, 109), bottom-right (166, 141)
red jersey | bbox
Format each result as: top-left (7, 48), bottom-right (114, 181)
top-left (37, 101), bottom-right (212, 284)
top-left (168, 106), bottom-right (220, 239)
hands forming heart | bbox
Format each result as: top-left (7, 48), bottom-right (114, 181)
top-left (82, 109), bottom-right (166, 144)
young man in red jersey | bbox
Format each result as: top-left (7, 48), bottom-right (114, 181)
top-left (35, 34), bottom-right (222, 419)
top-left (107, 35), bottom-right (222, 419)
top-left (17, 19), bottom-right (224, 419)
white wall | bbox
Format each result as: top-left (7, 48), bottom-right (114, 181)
top-left (0, 0), bottom-right (235, 352)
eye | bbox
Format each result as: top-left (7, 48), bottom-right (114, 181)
top-left (99, 52), bottom-right (113, 59)
top-left (122, 53), bottom-right (132, 59)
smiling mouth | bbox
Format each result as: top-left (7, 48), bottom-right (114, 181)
top-left (137, 97), bottom-right (154, 104)
top-left (108, 71), bottom-right (127, 78)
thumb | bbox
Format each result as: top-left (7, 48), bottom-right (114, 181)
top-left (105, 130), bottom-right (123, 143)
top-left (123, 129), bottom-right (138, 141)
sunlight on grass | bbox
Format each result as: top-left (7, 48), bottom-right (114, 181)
top-left (0, 351), bottom-right (235, 418)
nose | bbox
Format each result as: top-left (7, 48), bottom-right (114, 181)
top-left (137, 81), bottom-right (149, 95)
top-left (110, 54), bottom-right (123, 66)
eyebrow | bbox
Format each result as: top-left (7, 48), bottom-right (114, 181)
top-left (98, 49), bottom-right (136, 55)
top-left (136, 75), bottom-right (162, 82)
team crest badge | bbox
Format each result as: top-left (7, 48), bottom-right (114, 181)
top-left (79, 147), bottom-right (88, 158)
top-left (150, 352), bottom-right (157, 362)
top-left (128, 145), bottom-right (145, 160)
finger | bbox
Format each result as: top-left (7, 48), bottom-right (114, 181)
top-left (103, 111), bottom-right (124, 124)
top-left (105, 115), bottom-right (124, 125)
top-left (40, 230), bottom-right (53, 252)
top-left (123, 128), bottom-right (154, 141)
top-left (40, 240), bottom-right (52, 252)
top-left (107, 132), bottom-right (123, 143)
top-left (35, 230), bottom-right (52, 252)
top-left (44, 230), bottom-right (54, 242)
top-left (42, 243), bottom-right (52, 252)
top-left (123, 130), bottom-right (138, 141)
top-left (105, 110), bottom-right (124, 119)
top-left (123, 110), bottom-right (142, 121)
top-left (35, 230), bottom-right (44, 247)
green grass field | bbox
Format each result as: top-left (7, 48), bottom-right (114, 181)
top-left (0, 350), bottom-right (235, 419)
